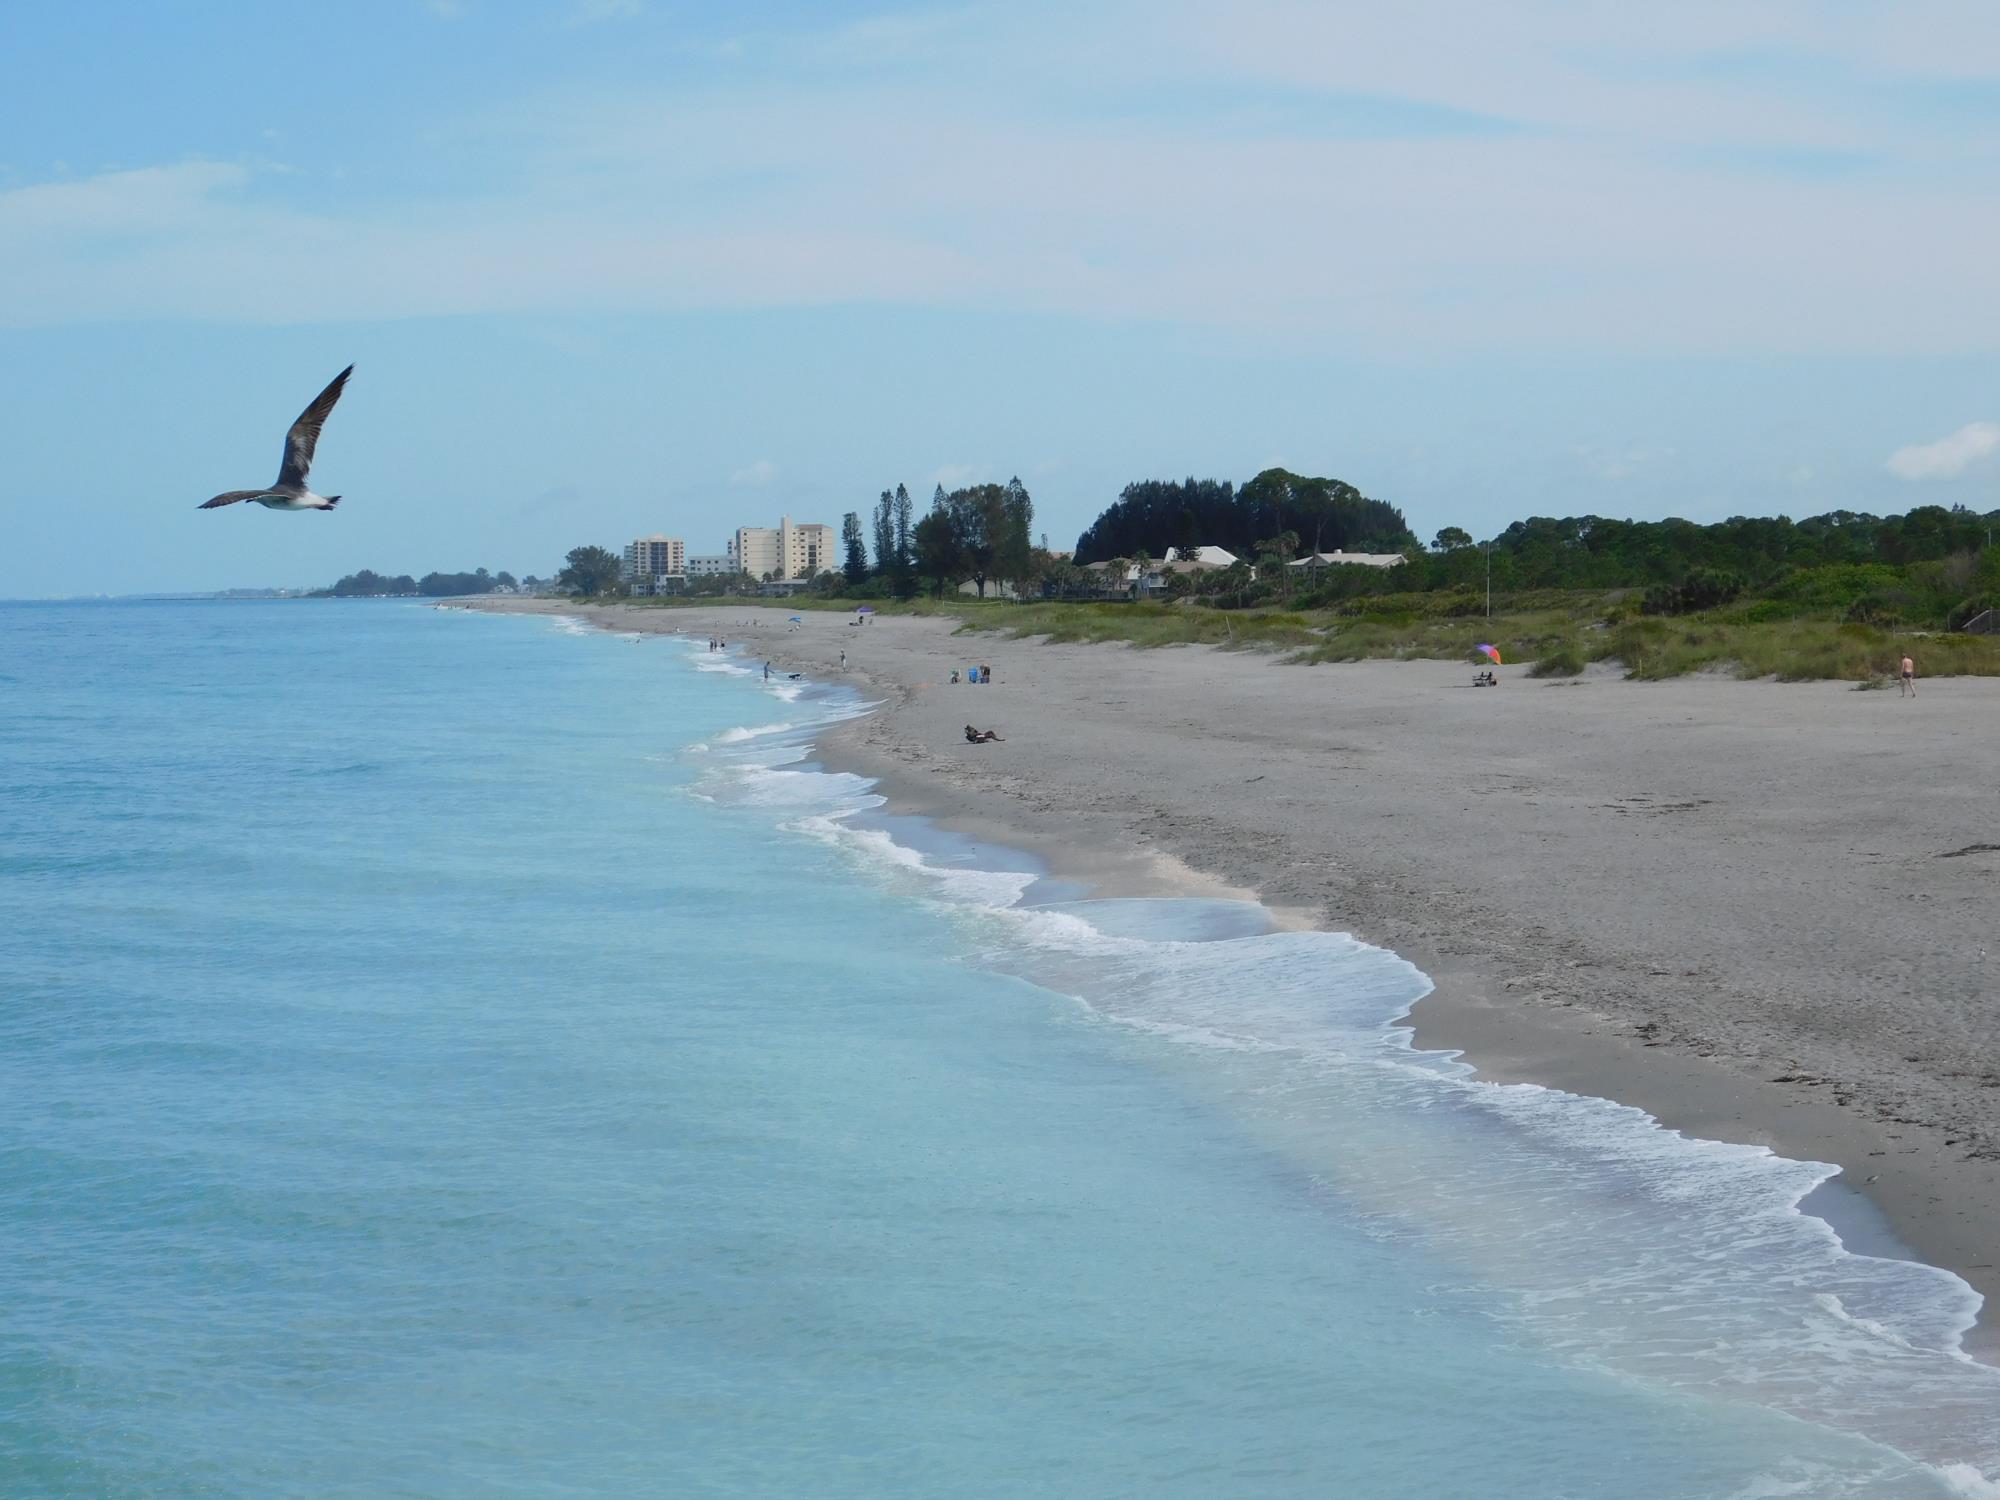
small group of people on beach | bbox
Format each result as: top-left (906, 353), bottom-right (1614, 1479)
top-left (951, 664), bottom-right (993, 685)
top-left (706, 637), bottom-right (725, 651)
top-left (964, 725), bottom-right (1004, 743)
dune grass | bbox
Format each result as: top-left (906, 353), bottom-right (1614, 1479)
top-left (595, 589), bottom-right (2000, 680)
top-left (955, 601), bottom-right (1324, 650)
top-left (1601, 618), bottom-right (2000, 681)
top-left (1296, 607), bottom-right (1585, 667)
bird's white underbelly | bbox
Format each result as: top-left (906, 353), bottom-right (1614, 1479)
top-left (256, 493), bottom-right (324, 510)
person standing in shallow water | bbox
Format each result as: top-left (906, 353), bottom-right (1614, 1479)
top-left (1901, 653), bottom-right (1916, 697)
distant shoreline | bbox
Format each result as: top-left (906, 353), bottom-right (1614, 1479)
top-left (460, 594), bottom-right (2000, 1361)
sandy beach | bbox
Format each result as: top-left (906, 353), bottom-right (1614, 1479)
top-left (469, 597), bottom-right (2000, 1351)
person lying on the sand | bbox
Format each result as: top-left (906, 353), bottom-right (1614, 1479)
top-left (964, 725), bottom-right (1004, 743)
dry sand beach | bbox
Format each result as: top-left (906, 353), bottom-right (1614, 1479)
top-left (471, 597), bottom-right (2000, 1349)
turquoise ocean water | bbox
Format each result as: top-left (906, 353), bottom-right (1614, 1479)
top-left (3, 598), bottom-right (1998, 1498)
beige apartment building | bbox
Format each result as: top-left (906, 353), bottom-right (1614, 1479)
top-left (728, 517), bottom-right (836, 580)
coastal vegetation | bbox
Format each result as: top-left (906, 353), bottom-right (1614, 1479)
top-left (557, 465), bottom-right (2000, 681)
top-left (909, 479), bottom-right (1037, 599)
top-left (317, 567), bottom-right (524, 598)
top-left (1073, 471), bottom-right (1413, 564)
top-left (795, 592), bottom-right (2000, 682)
top-left (555, 546), bottom-right (623, 597)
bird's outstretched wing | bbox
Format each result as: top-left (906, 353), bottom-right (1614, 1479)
top-left (276, 364), bottom-right (353, 490)
top-left (199, 490), bottom-right (270, 510)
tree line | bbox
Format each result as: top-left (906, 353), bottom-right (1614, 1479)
top-left (315, 567), bottom-right (525, 598)
top-left (834, 478), bottom-right (1042, 598)
top-left (543, 461), bottom-right (2000, 631)
top-left (1069, 472), bottom-right (2000, 628)
top-left (1074, 469), bottom-right (1415, 565)
top-left (1242, 505), bottom-right (2000, 631)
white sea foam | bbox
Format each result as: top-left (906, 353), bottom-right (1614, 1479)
top-left (714, 722), bottom-right (797, 744)
top-left (666, 639), bottom-right (2000, 1488)
top-left (1934, 1463), bottom-right (2000, 1498)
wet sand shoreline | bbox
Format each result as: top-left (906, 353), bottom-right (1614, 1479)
top-left (460, 596), bottom-right (2000, 1355)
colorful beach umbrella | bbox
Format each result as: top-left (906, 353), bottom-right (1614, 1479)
top-left (1476, 643), bottom-right (1502, 665)
top-left (856, 605), bottom-right (876, 614)
top-left (788, 615), bottom-right (803, 623)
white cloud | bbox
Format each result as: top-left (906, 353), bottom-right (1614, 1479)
top-left (13, 7), bottom-right (2000, 353)
top-left (0, 160), bottom-right (247, 237)
top-left (1886, 422), bottom-right (2000, 480)
top-left (729, 459), bottom-right (777, 487)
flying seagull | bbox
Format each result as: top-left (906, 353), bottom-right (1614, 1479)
top-left (199, 365), bottom-right (353, 512)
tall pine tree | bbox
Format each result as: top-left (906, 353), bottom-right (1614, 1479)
top-left (1001, 477), bottom-right (1034, 593)
top-left (871, 490), bottom-right (896, 576)
top-left (841, 511), bottom-right (870, 587)
top-left (892, 485), bottom-right (915, 598)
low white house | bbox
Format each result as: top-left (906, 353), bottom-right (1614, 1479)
top-left (1084, 554), bottom-right (1230, 598)
top-left (955, 578), bottom-right (1023, 599)
top-left (1287, 550), bottom-right (1406, 571)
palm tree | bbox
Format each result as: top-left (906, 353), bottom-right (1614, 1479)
top-left (1254, 531), bottom-right (1299, 604)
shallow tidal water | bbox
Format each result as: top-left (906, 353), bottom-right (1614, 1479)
top-left (2, 598), bottom-right (1997, 1498)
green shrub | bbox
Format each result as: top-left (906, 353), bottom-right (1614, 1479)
top-left (1765, 564), bottom-right (1903, 613)
top-left (1843, 589), bottom-right (1922, 625)
top-left (1948, 596), bottom-right (1998, 631)
top-left (1644, 568), bottom-right (1745, 616)
top-left (1735, 597), bottom-right (1810, 624)
top-left (1529, 642), bottom-right (1586, 677)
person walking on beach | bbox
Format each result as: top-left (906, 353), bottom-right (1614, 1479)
top-left (763, 661), bottom-right (771, 681)
top-left (839, 649), bottom-right (846, 670)
top-left (1901, 653), bottom-right (1917, 698)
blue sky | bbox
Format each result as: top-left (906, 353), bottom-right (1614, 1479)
top-left (5, 1), bottom-right (2000, 594)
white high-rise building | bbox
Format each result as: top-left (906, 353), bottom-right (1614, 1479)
top-left (623, 534), bottom-right (686, 592)
top-left (686, 554), bottom-right (736, 577)
top-left (729, 517), bottom-right (836, 580)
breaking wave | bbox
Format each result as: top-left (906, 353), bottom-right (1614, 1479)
top-left (674, 645), bottom-right (2000, 1491)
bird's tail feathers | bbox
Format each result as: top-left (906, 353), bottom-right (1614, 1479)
top-left (322, 495), bottom-right (341, 510)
